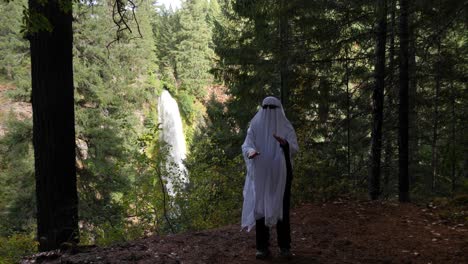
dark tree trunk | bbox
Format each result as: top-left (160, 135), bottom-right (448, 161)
top-left (369, 0), bottom-right (387, 200)
top-left (464, 87), bottom-right (468, 182)
top-left (398, 0), bottom-right (410, 202)
top-left (343, 7), bottom-right (352, 185)
top-left (29, 0), bottom-right (79, 251)
top-left (383, 0), bottom-right (397, 198)
top-left (450, 85), bottom-right (456, 194)
top-left (408, 15), bottom-right (417, 185)
top-left (345, 52), bottom-right (352, 183)
top-left (279, 0), bottom-right (290, 110)
top-left (431, 41), bottom-right (441, 192)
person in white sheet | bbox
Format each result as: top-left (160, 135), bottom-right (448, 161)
top-left (241, 96), bottom-right (299, 259)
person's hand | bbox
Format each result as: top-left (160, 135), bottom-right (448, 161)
top-left (248, 150), bottom-right (260, 159)
top-left (273, 134), bottom-right (288, 146)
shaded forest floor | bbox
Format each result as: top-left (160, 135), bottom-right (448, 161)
top-left (23, 200), bottom-right (468, 264)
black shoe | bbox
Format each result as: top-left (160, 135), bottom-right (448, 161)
top-left (279, 248), bottom-right (292, 259)
top-left (256, 249), bottom-right (270, 259)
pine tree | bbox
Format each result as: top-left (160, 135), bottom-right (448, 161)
top-left (0, 0), bottom-right (30, 100)
top-left (174, 0), bottom-right (215, 98)
top-left (73, 0), bottom-right (158, 234)
top-left (153, 5), bottom-right (178, 88)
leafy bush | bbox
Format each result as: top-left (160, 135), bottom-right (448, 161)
top-left (430, 194), bottom-right (468, 225)
top-left (0, 234), bottom-right (37, 264)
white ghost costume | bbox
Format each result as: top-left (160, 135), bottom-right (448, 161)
top-left (241, 97), bottom-right (299, 231)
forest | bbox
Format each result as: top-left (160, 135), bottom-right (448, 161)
top-left (0, 0), bottom-right (466, 262)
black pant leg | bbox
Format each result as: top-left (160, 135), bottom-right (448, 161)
top-left (256, 218), bottom-right (270, 250)
top-left (277, 143), bottom-right (293, 249)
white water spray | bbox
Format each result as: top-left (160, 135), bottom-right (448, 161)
top-left (158, 90), bottom-right (188, 194)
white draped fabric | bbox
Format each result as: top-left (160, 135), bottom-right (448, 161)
top-left (241, 97), bottom-right (299, 231)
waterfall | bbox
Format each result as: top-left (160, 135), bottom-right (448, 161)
top-left (158, 89), bottom-right (188, 194)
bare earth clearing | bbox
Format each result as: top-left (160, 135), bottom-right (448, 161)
top-left (23, 200), bottom-right (467, 264)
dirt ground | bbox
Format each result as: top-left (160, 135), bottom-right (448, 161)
top-left (22, 200), bottom-right (468, 264)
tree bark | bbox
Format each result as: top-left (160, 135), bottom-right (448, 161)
top-left (383, 0), bottom-right (397, 198)
top-left (450, 85), bottom-right (456, 194)
top-left (344, 8), bottom-right (352, 185)
top-left (408, 12), bottom-right (418, 185)
top-left (369, 0), bottom-right (387, 200)
top-left (345, 53), bottom-right (352, 183)
top-left (279, 0), bottom-right (290, 110)
top-left (431, 41), bottom-right (441, 193)
top-left (29, 0), bottom-right (79, 251)
top-left (398, 0), bottom-right (410, 202)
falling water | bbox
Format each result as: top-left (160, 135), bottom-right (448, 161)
top-left (158, 89), bottom-right (188, 194)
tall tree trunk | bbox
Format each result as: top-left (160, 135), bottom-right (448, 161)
top-left (279, 0), bottom-right (289, 110)
top-left (344, 8), bottom-right (352, 185)
top-left (408, 13), bottom-right (418, 186)
top-left (398, 0), bottom-right (410, 202)
top-left (345, 51), bottom-right (352, 184)
top-left (382, 0), bottom-right (396, 198)
top-left (29, 0), bottom-right (79, 251)
top-left (464, 83), bottom-right (468, 182)
top-left (450, 85), bottom-right (456, 194)
top-left (383, 0), bottom-right (397, 198)
top-left (369, 0), bottom-right (387, 200)
top-left (431, 41), bottom-right (441, 192)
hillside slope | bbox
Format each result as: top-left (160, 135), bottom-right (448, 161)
top-left (0, 84), bottom-right (31, 137)
top-left (22, 200), bottom-right (467, 263)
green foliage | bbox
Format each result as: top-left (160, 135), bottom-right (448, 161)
top-left (174, 0), bottom-right (215, 98)
top-left (1, 0), bottom-right (221, 248)
top-left (0, 233), bottom-right (37, 264)
top-left (1, 0), bottom-right (165, 248)
top-left (212, 0), bottom-right (376, 203)
top-left (177, 140), bottom-right (244, 230)
top-left (82, 221), bottom-right (146, 247)
top-left (153, 0), bottom-right (216, 101)
top-left (213, 0), bottom-right (467, 203)
top-left (177, 91), bottom-right (195, 122)
top-left (170, 95), bottom-right (243, 231)
top-left (0, 117), bottom-right (35, 236)
top-left (0, 0), bottom-right (466, 254)
top-left (22, 10), bottom-right (53, 34)
top-left (0, 0), bottom-right (31, 101)
top-left (120, 116), bottom-right (175, 235)
top-left (430, 194), bottom-right (468, 224)
top-left (72, 0), bottom-right (158, 231)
